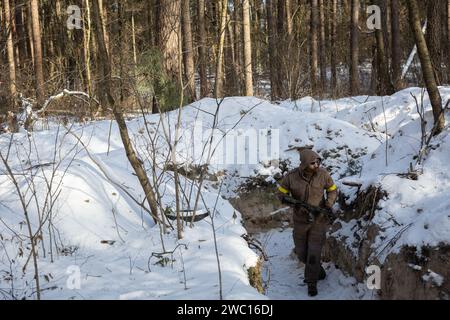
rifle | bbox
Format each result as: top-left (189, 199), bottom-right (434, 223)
top-left (281, 195), bottom-right (334, 223)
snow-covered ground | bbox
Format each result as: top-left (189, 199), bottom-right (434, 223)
top-left (1, 86), bottom-right (449, 299)
top-left (0, 121), bottom-right (264, 300)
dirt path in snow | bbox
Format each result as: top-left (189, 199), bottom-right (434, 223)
top-left (255, 228), bottom-right (377, 300)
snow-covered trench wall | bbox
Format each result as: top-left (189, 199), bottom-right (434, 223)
top-left (0, 113), bottom-right (266, 299)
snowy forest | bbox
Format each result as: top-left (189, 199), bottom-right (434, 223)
top-left (0, 0), bottom-right (449, 302)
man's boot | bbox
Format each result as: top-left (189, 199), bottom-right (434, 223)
top-left (319, 265), bottom-right (326, 280)
top-left (308, 283), bottom-right (318, 297)
top-left (302, 266), bottom-right (325, 284)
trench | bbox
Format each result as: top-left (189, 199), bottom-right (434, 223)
top-left (228, 183), bottom-right (376, 300)
top-left (229, 182), bottom-right (449, 300)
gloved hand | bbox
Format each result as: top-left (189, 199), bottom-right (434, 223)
top-left (280, 195), bottom-right (292, 205)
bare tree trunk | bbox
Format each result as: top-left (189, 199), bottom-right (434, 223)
top-left (3, 0), bottom-right (17, 111)
top-left (26, 3), bottom-right (35, 64)
top-left (145, 0), bottom-right (153, 47)
top-left (83, 0), bottom-right (93, 105)
top-left (370, 42), bottom-right (379, 94)
top-left (448, 0), bottom-right (450, 82)
top-left (30, 0), bottom-right (45, 107)
top-left (375, 0), bottom-right (395, 95)
top-left (277, 0), bottom-right (286, 97)
top-left (286, 0), bottom-right (293, 36)
top-left (92, 0), bottom-right (161, 224)
top-left (98, 0), bottom-right (110, 57)
top-left (242, 0), bottom-right (253, 96)
top-left (330, 0), bottom-right (338, 94)
top-left (157, 0), bottom-right (181, 83)
top-left (350, 0), bottom-right (360, 95)
top-left (181, 0), bottom-right (196, 102)
top-left (225, 13), bottom-right (239, 95)
top-left (14, 2), bottom-right (28, 66)
top-left (226, 11), bottom-right (239, 84)
top-left (310, 0), bottom-right (319, 97)
top-left (117, 1), bottom-right (125, 104)
top-left (375, 26), bottom-right (395, 95)
top-left (391, 0), bottom-right (403, 90)
top-left (407, 0), bottom-right (445, 135)
top-left (131, 11), bottom-right (137, 68)
top-left (319, 0), bottom-right (326, 94)
top-left (197, 0), bottom-right (209, 97)
top-left (233, 0), bottom-right (243, 91)
top-left (426, 0), bottom-right (443, 85)
top-left (252, 0), bottom-right (264, 96)
top-left (266, 0), bottom-right (279, 100)
top-left (214, 0), bottom-right (228, 98)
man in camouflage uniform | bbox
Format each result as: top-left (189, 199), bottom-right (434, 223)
top-left (277, 149), bottom-right (338, 296)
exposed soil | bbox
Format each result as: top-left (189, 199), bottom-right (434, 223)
top-left (229, 183), bottom-right (292, 234)
top-left (380, 245), bottom-right (450, 299)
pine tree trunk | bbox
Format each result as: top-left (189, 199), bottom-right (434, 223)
top-left (407, 0), bottom-right (445, 135)
top-left (425, 0), bottom-right (443, 85)
top-left (92, 3), bottom-right (108, 109)
top-left (83, 0), bottom-right (93, 103)
top-left (375, 26), bottom-right (395, 95)
top-left (266, 0), bottom-right (279, 100)
top-left (233, 0), bottom-right (243, 91)
top-left (26, 3), bottom-right (35, 64)
top-left (286, 0), bottom-right (293, 36)
top-left (319, 0), bottom-right (326, 94)
top-left (375, 0), bottom-right (395, 95)
top-left (3, 0), bottom-right (17, 111)
top-left (98, 0), bottom-right (110, 57)
top-left (14, 2), bottom-right (28, 66)
top-left (149, 0), bottom-right (156, 47)
top-left (391, 0), bottom-right (402, 90)
top-left (226, 15), bottom-right (239, 95)
top-left (157, 0), bottom-right (181, 83)
top-left (214, 0), bottom-right (228, 98)
top-left (448, 0), bottom-right (450, 82)
top-left (117, 1), bottom-right (125, 104)
top-left (30, 0), bottom-right (45, 107)
top-left (181, 0), bottom-right (196, 102)
top-left (253, 0), bottom-right (264, 95)
top-left (277, 0), bottom-right (286, 97)
top-left (330, 0), bottom-right (338, 94)
top-left (350, 0), bottom-right (360, 96)
top-left (242, 0), bottom-right (253, 96)
top-left (197, 0), bottom-right (209, 97)
top-left (310, 0), bottom-right (319, 97)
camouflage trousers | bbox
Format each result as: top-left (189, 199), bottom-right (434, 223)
top-left (293, 209), bottom-right (328, 284)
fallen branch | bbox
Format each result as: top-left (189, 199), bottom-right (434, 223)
top-left (37, 90), bottom-right (100, 115)
top-left (147, 244), bottom-right (188, 272)
top-left (374, 223), bottom-right (413, 260)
